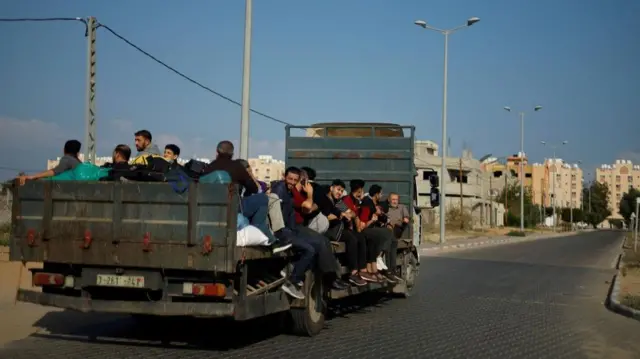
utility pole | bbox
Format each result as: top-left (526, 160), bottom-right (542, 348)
top-left (459, 157), bottom-right (464, 230)
top-left (635, 197), bottom-right (639, 252)
top-left (480, 173), bottom-right (484, 229)
top-left (84, 16), bottom-right (97, 164)
top-left (239, 0), bottom-right (253, 160)
top-left (489, 174), bottom-right (494, 227)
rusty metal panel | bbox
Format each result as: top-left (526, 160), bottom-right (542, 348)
top-left (9, 181), bottom-right (239, 272)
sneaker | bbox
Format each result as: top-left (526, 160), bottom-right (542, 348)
top-left (282, 281), bottom-right (305, 299)
top-left (383, 273), bottom-right (398, 284)
top-left (376, 256), bottom-right (388, 271)
top-left (280, 263), bottom-right (294, 278)
top-left (272, 241), bottom-right (292, 254)
top-left (332, 279), bottom-right (349, 290)
top-left (348, 274), bottom-right (367, 287)
top-left (359, 272), bottom-right (378, 282)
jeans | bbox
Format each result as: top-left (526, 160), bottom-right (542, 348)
top-left (298, 226), bottom-right (341, 277)
top-left (267, 193), bottom-right (285, 233)
top-left (362, 227), bottom-right (397, 272)
top-left (242, 193), bottom-right (276, 243)
top-left (289, 235), bottom-right (316, 283)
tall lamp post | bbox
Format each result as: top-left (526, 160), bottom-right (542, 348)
top-left (541, 140), bottom-right (568, 231)
top-left (239, 0), bottom-right (253, 160)
top-left (504, 105), bottom-right (542, 233)
top-left (414, 16), bottom-right (480, 244)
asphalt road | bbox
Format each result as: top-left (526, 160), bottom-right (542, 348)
top-left (1, 230), bottom-right (638, 359)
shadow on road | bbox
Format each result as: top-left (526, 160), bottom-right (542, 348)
top-left (25, 292), bottom-right (393, 351)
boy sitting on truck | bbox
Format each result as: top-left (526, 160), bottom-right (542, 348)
top-left (18, 139), bottom-right (82, 185)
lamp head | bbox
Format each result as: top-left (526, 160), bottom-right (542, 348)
top-left (534, 105), bottom-right (542, 111)
top-left (503, 106), bottom-right (511, 112)
top-left (467, 17), bottom-right (480, 26)
top-left (414, 20), bottom-right (427, 28)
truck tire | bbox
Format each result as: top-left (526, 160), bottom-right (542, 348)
top-left (289, 273), bottom-right (325, 336)
top-left (400, 251), bottom-right (419, 298)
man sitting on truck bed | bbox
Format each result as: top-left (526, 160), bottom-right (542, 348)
top-left (18, 139), bottom-right (82, 185)
top-left (360, 185), bottom-right (402, 283)
top-left (203, 141), bottom-right (279, 246)
top-left (100, 144), bottom-right (133, 181)
top-left (131, 130), bottom-right (163, 165)
top-left (272, 167), bottom-right (349, 298)
top-left (341, 180), bottom-right (388, 283)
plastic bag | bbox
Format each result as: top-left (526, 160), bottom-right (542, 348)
top-left (236, 225), bottom-right (270, 247)
top-left (49, 163), bottom-right (109, 181)
top-left (199, 170), bottom-right (231, 184)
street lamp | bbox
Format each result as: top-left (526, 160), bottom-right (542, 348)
top-left (504, 105), bottom-right (542, 233)
top-left (414, 16), bottom-right (481, 244)
top-left (541, 140), bottom-right (568, 231)
top-left (239, 0), bottom-right (253, 160)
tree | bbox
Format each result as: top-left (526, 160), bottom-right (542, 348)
top-left (560, 207), bottom-right (584, 223)
top-left (619, 188), bottom-right (640, 226)
top-left (582, 181), bottom-right (611, 228)
top-left (496, 182), bottom-right (541, 228)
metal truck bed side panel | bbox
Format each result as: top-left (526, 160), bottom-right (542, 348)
top-left (9, 181), bottom-right (239, 272)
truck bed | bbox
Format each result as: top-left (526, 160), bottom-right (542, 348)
top-left (8, 181), bottom-right (258, 273)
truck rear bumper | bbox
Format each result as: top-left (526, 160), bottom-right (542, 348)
top-left (16, 289), bottom-right (235, 317)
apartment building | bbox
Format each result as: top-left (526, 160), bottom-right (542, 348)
top-left (596, 159), bottom-right (640, 219)
top-left (482, 154), bottom-right (583, 210)
top-left (247, 155), bottom-right (285, 183)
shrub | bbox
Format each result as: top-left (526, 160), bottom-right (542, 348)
top-left (506, 230), bottom-right (526, 237)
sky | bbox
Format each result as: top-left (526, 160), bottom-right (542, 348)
top-left (1, 0), bottom-right (639, 181)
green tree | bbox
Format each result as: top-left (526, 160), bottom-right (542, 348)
top-left (619, 188), bottom-right (640, 226)
top-left (496, 182), bottom-right (540, 227)
top-left (560, 207), bottom-right (584, 223)
top-left (582, 181), bottom-right (611, 228)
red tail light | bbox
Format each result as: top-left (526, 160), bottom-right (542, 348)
top-left (192, 283), bottom-right (226, 297)
top-left (26, 229), bottom-right (36, 247)
top-left (202, 235), bottom-right (212, 254)
top-left (142, 232), bottom-right (152, 252)
top-left (33, 273), bottom-right (64, 287)
top-left (81, 230), bottom-right (92, 249)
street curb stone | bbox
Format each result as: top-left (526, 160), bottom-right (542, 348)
top-left (607, 236), bottom-right (640, 321)
top-left (419, 232), bottom-right (575, 255)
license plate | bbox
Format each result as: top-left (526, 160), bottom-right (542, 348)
top-left (96, 274), bottom-right (145, 288)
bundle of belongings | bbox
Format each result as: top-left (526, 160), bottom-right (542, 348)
top-left (48, 156), bottom-right (269, 248)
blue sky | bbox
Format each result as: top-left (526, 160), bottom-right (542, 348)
top-left (1, 0), bottom-right (639, 180)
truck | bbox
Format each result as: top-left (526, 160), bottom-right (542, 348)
top-left (8, 122), bottom-right (420, 337)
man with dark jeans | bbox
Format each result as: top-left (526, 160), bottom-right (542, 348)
top-left (359, 185), bottom-right (402, 282)
top-left (271, 167), bottom-right (347, 298)
top-left (341, 179), bottom-right (386, 283)
top-left (290, 172), bottom-right (348, 290)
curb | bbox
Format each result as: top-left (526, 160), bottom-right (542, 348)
top-left (419, 232), bottom-right (575, 255)
top-left (607, 273), bottom-right (640, 321)
top-left (606, 235), bottom-right (640, 322)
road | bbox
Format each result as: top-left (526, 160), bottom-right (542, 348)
top-left (1, 231), bottom-right (638, 359)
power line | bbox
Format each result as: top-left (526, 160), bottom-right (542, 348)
top-left (0, 17), bottom-right (83, 22)
top-left (97, 22), bottom-right (293, 126)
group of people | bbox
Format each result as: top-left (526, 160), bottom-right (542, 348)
top-left (17, 130), bottom-right (413, 301)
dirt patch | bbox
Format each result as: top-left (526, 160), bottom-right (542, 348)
top-left (618, 234), bottom-right (640, 310)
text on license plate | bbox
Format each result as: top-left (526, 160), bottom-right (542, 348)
top-left (96, 274), bottom-right (145, 288)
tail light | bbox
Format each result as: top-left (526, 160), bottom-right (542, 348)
top-left (81, 230), bottom-right (92, 249)
top-left (26, 229), bottom-right (37, 247)
top-left (33, 273), bottom-right (64, 287)
top-left (183, 282), bottom-right (226, 297)
top-left (142, 232), bottom-right (152, 252)
top-left (202, 235), bottom-right (212, 254)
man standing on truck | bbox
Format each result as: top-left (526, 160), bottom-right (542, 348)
top-left (18, 139), bottom-right (82, 185)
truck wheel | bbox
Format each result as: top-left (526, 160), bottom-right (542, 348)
top-left (400, 251), bottom-right (419, 298)
top-left (289, 273), bottom-right (325, 336)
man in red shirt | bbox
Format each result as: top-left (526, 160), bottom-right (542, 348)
top-left (341, 180), bottom-right (391, 283)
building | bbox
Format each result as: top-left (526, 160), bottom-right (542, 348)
top-left (482, 154), bottom-right (583, 210)
top-left (596, 159), bottom-right (640, 219)
top-left (248, 155), bottom-right (285, 182)
top-left (46, 154), bottom-right (284, 183)
top-left (531, 159), bottom-right (583, 210)
top-left (415, 146), bottom-right (504, 228)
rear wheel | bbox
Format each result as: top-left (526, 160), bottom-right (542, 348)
top-left (400, 251), bottom-right (419, 297)
top-left (289, 272), bottom-right (325, 336)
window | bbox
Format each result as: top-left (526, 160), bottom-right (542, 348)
top-left (616, 175), bottom-right (621, 182)
top-left (628, 176), bottom-right (633, 182)
top-left (616, 184), bottom-right (621, 191)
